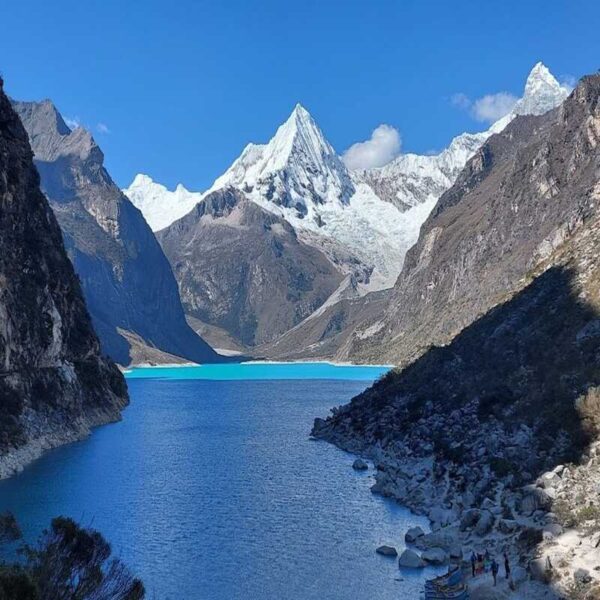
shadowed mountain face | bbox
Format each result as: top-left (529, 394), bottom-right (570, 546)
top-left (158, 188), bottom-right (344, 347)
top-left (12, 100), bottom-right (219, 365)
top-left (314, 246), bottom-right (600, 477)
top-left (343, 74), bottom-right (600, 365)
top-left (313, 212), bottom-right (600, 588)
top-left (0, 81), bottom-right (128, 476)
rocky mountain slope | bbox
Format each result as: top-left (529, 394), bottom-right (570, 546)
top-left (158, 188), bottom-right (343, 346)
top-left (313, 73), bottom-right (600, 597)
top-left (0, 79), bottom-right (128, 478)
top-left (344, 72), bottom-right (597, 365)
top-left (12, 100), bottom-right (219, 365)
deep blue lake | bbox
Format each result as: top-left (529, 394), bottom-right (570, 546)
top-left (0, 363), bottom-right (439, 599)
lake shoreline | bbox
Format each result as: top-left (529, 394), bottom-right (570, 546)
top-left (312, 421), bottom-right (590, 599)
top-left (0, 372), bottom-right (437, 599)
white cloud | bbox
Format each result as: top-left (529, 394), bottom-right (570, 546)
top-left (64, 116), bottom-right (80, 130)
top-left (471, 92), bottom-right (518, 122)
top-left (96, 122), bottom-right (111, 134)
top-left (560, 75), bottom-right (576, 92)
top-left (450, 92), bottom-right (471, 110)
top-left (451, 91), bottom-right (518, 123)
top-left (342, 124), bottom-right (401, 170)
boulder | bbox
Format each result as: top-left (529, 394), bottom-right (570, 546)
top-left (398, 549), bottom-right (425, 568)
top-left (415, 532), bottom-right (454, 551)
top-left (519, 486), bottom-right (553, 515)
top-left (498, 519), bottom-right (519, 534)
top-left (421, 547), bottom-right (448, 565)
top-left (574, 568), bottom-right (592, 584)
top-left (459, 509), bottom-right (481, 531)
top-left (537, 471), bottom-right (561, 489)
top-left (376, 545), bottom-right (398, 557)
top-left (352, 459), bottom-right (369, 471)
top-left (474, 511), bottom-right (495, 536)
top-left (405, 526), bottom-right (425, 543)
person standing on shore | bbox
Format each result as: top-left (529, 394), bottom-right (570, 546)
top-left (470, 552), bottom-right (476, 577)
top-left (503, 552), bottom-right (511, 579)
top-left (491, 558), bottom-right (499, 586)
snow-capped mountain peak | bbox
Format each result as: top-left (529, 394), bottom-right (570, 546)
top-left (267, 103), bottom-right (337, 171)
top-left (365, 62), bottom-right (571, 209)
top-left (123, 173), bottom-right (203, 231)
top-left (208, 103), bottom-right (354, 216)
top-left (512, 61), bottom-right (570, 117)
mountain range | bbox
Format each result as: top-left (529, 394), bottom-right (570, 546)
top-left (124, 62), bottom-right (569, 354)
top-left (312, 71), bottom-right (600, 595)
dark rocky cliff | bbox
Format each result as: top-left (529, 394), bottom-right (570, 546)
top-left (0, 80), bottom-right (128, 477)
top-left (12, 100), bottom-right (219, 365)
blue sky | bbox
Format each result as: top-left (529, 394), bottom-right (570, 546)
top-left (1, 0), bottom-right (598, 189)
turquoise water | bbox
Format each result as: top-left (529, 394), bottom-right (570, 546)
top-left (0, 363), bottom-right (440, 599)
top-left (125, 361), bottom-right (391, 381)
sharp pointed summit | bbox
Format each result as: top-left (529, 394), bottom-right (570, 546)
top-left (208, 102), bottom-right (354, 217)
top-left (513, 61), bottom-right (571, 116)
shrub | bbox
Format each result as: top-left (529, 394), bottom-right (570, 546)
top-left (0, 514), bottom-right (144, 600)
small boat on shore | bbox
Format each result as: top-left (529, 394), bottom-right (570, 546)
top-left (424, 568), bottom-right (469, 600)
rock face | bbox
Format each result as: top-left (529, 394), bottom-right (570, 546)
top-left (345, 73), bottom-right (597, 366)
top-left (158, 188), bottom-right (343, 346)
top-left (12, 99), bottom-right (218, 366)
top-left (0, 80), bottom-right (128, 477)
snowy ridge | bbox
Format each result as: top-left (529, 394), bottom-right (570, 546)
top-left (124, 174), bottom-right (203, 231)
top-left (358, 62), bottom-right (571, 210)
top-left (124, 62), bottom-right (571, 291)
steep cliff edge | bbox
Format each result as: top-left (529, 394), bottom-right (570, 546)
top-left (0, 80), bottom-right (128, 477)
top-left (12, 99), bottom-right (219, 366)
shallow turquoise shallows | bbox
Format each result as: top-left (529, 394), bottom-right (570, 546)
top-left (0, 363), bottom-right (442, 599)
top-left (124, 361), bottom-right (391, 381)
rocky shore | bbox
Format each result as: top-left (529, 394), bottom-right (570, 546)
top-left (0, 375), bottom-right (126, 480)
top-left (317, 431), bottom-right (600, 598)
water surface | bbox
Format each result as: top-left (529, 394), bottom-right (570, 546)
top-left (0, 363), bottom-right (440, 599)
